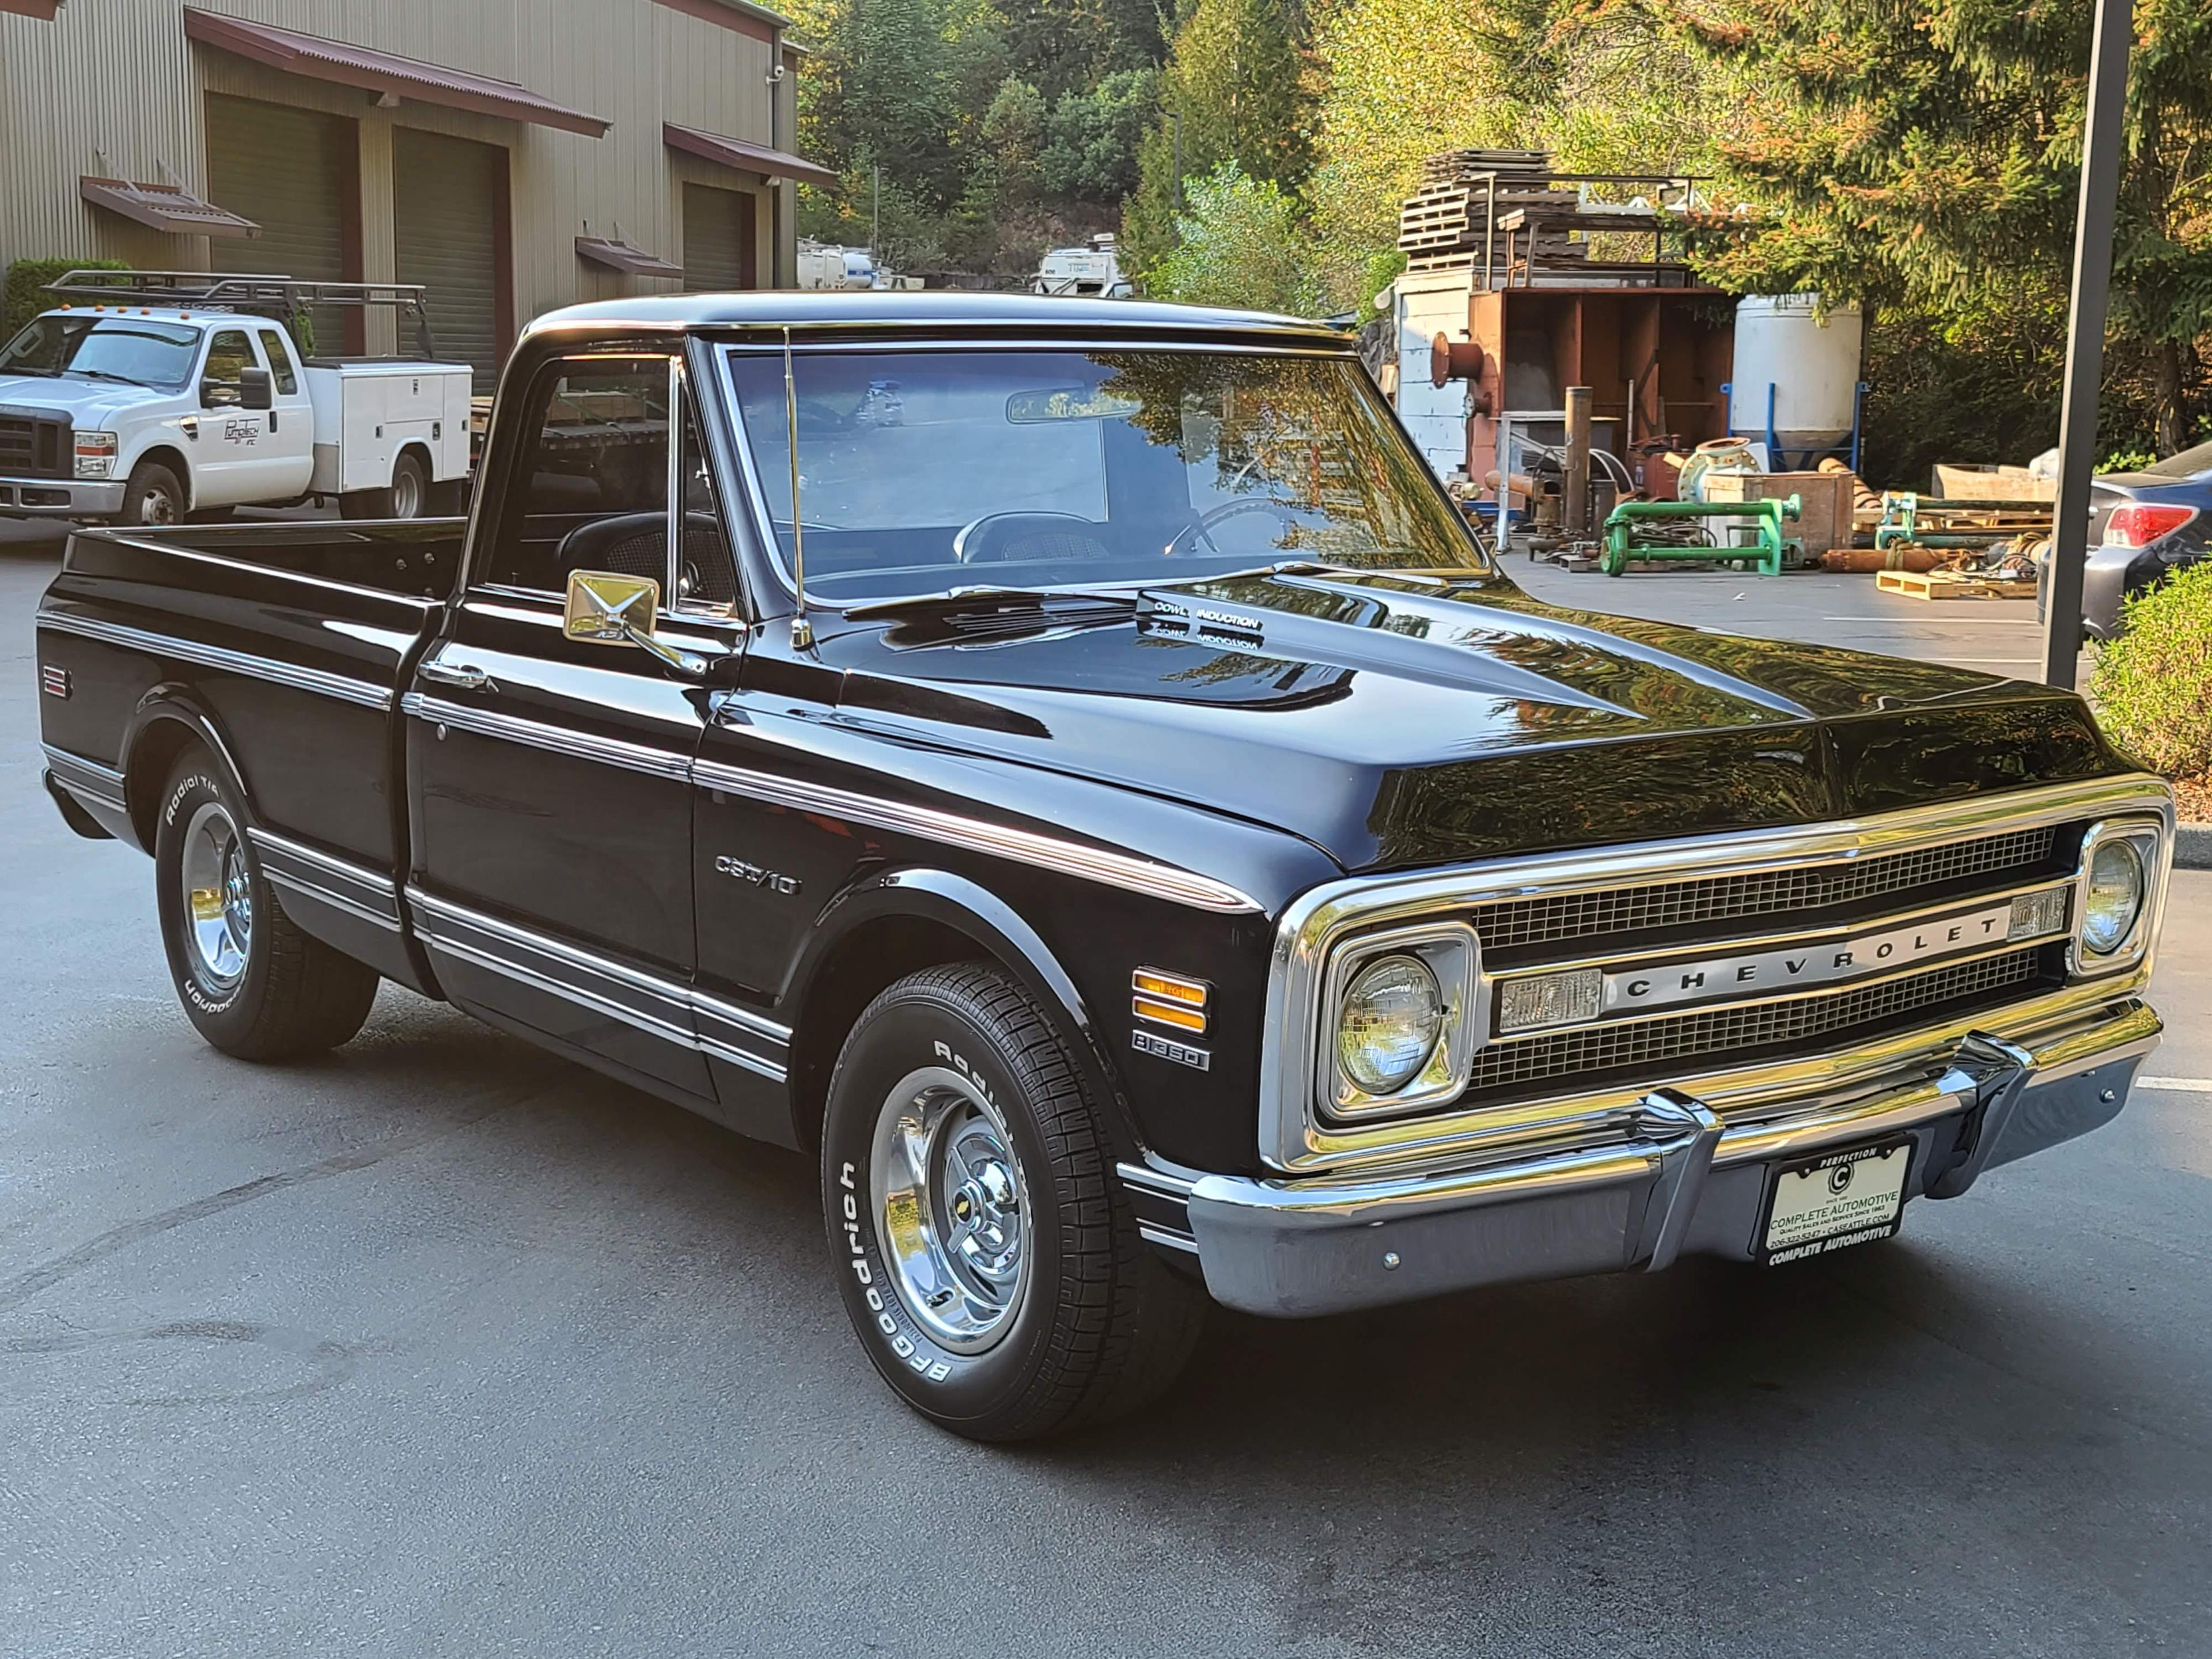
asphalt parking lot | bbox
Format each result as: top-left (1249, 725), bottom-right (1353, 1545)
top-left (6, 520), bottom-right (2207, 1657)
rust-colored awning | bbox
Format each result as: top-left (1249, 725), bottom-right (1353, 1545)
top-left (664, 122), bottom-right (839, 190)
top-left (2, 0), bottom-right (62, 20)
top-left (576, 234), bottom-right (683, 279)
top-left (183, 8), bottom-right (609, 137)
top-left (81, 176), bottom-right (261, 239)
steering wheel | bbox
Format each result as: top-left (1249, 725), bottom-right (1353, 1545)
top-left (1162, 497), bottom-right (1308, 559)
top-left (953, 510), bottom-right (1110, 563)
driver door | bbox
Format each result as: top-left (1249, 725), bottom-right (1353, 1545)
top-left (406, 352), bottom-right (742, 1100)
top-left (188, 327), bottom-right (264, 507)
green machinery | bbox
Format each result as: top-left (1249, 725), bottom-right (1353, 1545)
top-left (1600, 494), bottom-right (1802, 577)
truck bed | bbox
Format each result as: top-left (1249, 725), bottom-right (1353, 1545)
top-left (35, 517), bottom-right (466, 994)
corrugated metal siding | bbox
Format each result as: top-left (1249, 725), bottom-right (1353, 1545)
top-left (2, 0), bottom-right (796, 343)
top-left (393, 127), bottom-right (507, 389)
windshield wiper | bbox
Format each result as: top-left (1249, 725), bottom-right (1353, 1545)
top-left (63, 369), bottom-right (144, 386)
top-left (842, 585), bottom-right (1143, 623)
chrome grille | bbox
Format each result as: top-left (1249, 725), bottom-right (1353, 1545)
top-left (1457, 946), bottom-right (2043, 1102)
top-left (1470, 825), bottom-right (2059, 952)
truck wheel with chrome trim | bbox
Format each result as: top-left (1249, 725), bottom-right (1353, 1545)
top-left (821, 963), bottom-right (1205, 1440)
top-left (152, 751), bottom-right (379, 1060)
top-left (120, 459), bottom-right (183, 528)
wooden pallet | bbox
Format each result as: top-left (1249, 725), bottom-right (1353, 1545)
top-left (1876, 569), bottom-right (2039, 601)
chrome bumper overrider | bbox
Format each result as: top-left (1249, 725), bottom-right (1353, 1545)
top-left (1124, 996), bottom-right (2160, 1317)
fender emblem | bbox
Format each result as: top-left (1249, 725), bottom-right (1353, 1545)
top-left (714, 854), bottom-right (801, 895)
top-left (1133, 1029), bottom-right (1210, 1071)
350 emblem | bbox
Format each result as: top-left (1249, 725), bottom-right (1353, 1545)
top-left (713, 854), bottom-right (801, 895)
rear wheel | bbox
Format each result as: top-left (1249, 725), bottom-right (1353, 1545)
top-left (153, 751), bottom-right (378, 1059)
top-left (341, 451), bottom-right (428, 521)
top-left (821, 963), bottom-right (1205, 1441)
top-left (120, 460), bottom-right (184, 528)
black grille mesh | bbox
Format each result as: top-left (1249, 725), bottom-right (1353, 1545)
top-left (1457, 946), bottom-right (2041, 1101)
top-left (1471, 825), bottom-right (2059, 952)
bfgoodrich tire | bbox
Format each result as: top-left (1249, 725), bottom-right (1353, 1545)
top-left (152, 751), bottom-right (379, 1060)
top-left (821, 963), bottom-right (1205, 1441)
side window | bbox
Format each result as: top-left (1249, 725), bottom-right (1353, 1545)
top-left (254, 327), bottom-right (300, 396)
top-left (672, 392), bottom-right (738, 612)
top-left (201, 329), bottom-right (255, 405)
top-left (483, 357), bottom-right (670, 593)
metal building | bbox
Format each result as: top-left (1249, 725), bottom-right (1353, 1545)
top-left (0, 0), bottom-right (831, 384)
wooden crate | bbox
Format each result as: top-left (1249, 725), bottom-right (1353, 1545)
top-left (1876, 569), bottom-right (2039, 601)
top-left (1702, 469), bottom-right (1855, 557)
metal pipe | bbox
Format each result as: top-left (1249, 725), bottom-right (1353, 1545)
top-left (2043, 0), bottom-right (2133, 690)
top-left (1563, 387), bottom-right (1592, 537)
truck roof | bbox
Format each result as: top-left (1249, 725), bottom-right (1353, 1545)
top-left (41, 305), bottom-right (215, 328)
top-left (525, 290), bottom-right (1347, 347)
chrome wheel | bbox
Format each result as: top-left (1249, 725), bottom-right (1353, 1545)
top-left (138, 483), bottom-right (178, 525)
top-left (870, 1066), bottom-right (1032, 1354)
top-left (179, 801), bottom-right (252, 988)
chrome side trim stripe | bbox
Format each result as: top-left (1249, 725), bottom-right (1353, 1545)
top-left (246, 829), bottom-right (402, 930)
top-left (692, 757), bottom-right (1262, 915)
top-left (36, 611), bottom-right (393, 710)
top-left (401, 692), bottom-right (693, 782)
top-left (40, 742), bottom-right (127, 805)
top-left (404, 886), bottom-right (791, 1081)
top-left (1137, 1223), bottom-right (1202, 1255)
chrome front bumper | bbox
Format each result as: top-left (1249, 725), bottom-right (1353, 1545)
top-left (1125, 997), bottom-right (2160, 1317)
top-left (0, 474), bottom-right (124, 517)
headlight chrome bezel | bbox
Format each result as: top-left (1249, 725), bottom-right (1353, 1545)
top-left (2070, 817), bottom-right (2165, 976)
top-left (73, 430), bottom-right (119, 480)
top-left (1319, 919), bottom-right (1482, 1120)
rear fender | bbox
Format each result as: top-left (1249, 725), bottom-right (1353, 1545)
top-left (119, 687), bottom-right (254, 854)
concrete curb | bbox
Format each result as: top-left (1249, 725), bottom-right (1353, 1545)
top-left (2177, 822), bottom-right (2212, 871)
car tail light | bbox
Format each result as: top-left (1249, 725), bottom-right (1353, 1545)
top-left (2102, 503), bottom-right (2198, 548)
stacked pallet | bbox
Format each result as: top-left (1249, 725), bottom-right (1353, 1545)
top-left (1398, 150), bottom-right (1584, 275)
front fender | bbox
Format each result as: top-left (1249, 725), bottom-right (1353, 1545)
top-left (785, 865), bottom-right (1146, 1160)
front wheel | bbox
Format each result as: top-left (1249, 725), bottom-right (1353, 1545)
top-left (120, 459), bottom-right (185, 528)
top-left (821, 963), bottom-right (1205, 1440)
top-left (153, 751), bottom-right (379, 1059)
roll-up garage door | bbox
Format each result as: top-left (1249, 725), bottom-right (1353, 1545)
top-left (394, 128), bottom-right (508, 391)
top-left (206, 95), bottom-right (357, 354)
top-left (683, 184), bottom-right (758, 293)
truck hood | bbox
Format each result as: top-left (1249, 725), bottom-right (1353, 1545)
top-left (0, 375), bottom-right (166, 427)
top-left (817, 569), bottom-right (2121, 873)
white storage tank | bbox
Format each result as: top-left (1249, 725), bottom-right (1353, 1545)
top-left (1728, 294), bottom-right (1863, 452)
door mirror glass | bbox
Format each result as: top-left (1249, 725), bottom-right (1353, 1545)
top-left (200, 377), bottom-right (241, 408)
top-left (565, 569), bottom-right (661, 647)
top-left (237, 366), bottom-right (274, 411)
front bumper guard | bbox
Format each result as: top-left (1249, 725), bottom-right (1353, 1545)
top-left (1137, 1002), bottom-right (2158, 1317)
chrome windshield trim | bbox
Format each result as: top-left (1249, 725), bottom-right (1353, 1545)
top-left (401, 692), bottom-right (694, 782)
top-left (691, 756), bottom-right (1262, 915)
top-left (1261, 775), bottom-right (2176, 1173)
top-left (37, 610), bottom-right (393, 710)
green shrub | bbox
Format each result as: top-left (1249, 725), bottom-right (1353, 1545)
top-left (3, 257), bottom-right (130, 340)
top-left (2090, 558), bottom-right (2212, 782)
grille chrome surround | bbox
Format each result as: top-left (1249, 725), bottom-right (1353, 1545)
top-left (1260, 775), bottom-right (2177, 1175)
top-left (1471, 824), bottom-right (2059, 953)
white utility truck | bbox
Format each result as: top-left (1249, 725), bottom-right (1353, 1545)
top-left (0, 271), bottom-right (472, 527)
top-left (1030, 234), bottom-right (1133, 298)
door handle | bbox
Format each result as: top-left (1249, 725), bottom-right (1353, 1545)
top-left (419, 659), bottom-right (492, 692)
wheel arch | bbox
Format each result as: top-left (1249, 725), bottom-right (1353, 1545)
top-left (120, 689), bottom-right (252, 854)
top-left (126, 443), bottom-right (195, 510)
top-left (782, 868), bottom-right (1138, 1161)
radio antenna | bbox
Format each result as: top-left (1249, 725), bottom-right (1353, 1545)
top-left (783, 325), bottom-right (813, 651)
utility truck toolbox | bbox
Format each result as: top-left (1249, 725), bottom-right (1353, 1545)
top-left (304, 360), bottom-right (472, 498)
top-left (33, 291), bottom-right (2175, 1443)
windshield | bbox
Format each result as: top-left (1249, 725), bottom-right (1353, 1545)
top-left (0, 315), bottom-right (199, 391)
top-left (725, 347), bottom-right (1491, 604)
top-left (2140, 437), bottom-right (2212, 480)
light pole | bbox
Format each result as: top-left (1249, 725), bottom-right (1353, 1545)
top-left (2043, 0), bottom-right (2134, 689)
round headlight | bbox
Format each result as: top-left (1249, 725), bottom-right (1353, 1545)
top-left (2081, 837), bottom-right (2146, 955)
top-left (1338, 955), bottom-right (1444, 1095)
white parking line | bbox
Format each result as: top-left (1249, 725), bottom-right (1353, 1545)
top-left (2138, 1077), bottom-right (2212, 1093)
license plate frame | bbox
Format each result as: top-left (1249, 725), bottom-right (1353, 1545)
top-left (1759, 1137), bottom-right (1913, 1266)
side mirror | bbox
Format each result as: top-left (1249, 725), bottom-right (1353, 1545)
top-left (200, 377), bottom-right (240, 409)
top-left (564, 569), bottom-right (710, 679)
top-left (237, 366), bottom-right (274, 411)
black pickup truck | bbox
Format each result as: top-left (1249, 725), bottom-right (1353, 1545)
top-left (36, 294), bottom-right (2175, 1440)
